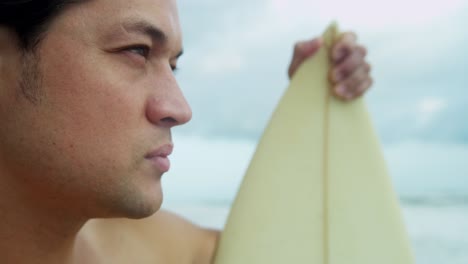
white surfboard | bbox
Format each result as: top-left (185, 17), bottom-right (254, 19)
top-left (213, 23), bottom-right (414, 264)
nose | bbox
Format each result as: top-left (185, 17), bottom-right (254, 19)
top-left (145, 73), bottom-right (192, 128)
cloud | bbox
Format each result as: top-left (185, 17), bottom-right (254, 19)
top-left (418, 101), bottom-right (468, 143)
top-left (198, 51), bottom-right (246, 75)
top-left (417, 97), bottom-right (447, 126)
top-left (270, 0), bottom-right (466, 29)
top-left (175, 0), bottom-right (468, 145)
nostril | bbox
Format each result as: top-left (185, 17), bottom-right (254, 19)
top-left (160, 117), bottom-right (177, 125)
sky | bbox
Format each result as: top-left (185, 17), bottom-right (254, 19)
top-left (162, 0), bottom-right (468, 205)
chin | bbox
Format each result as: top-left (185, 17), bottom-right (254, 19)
top-left (124, 200), bottom-right (163, 219)
top-left (96, 178), bottom-right (164, 220)
top-left (124, 186), bottom-right (164, 219)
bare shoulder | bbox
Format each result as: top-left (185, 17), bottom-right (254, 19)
top-left (85, 210), bottom-right (220, 264)
top-left (144, 210), bottom-right (220, 264)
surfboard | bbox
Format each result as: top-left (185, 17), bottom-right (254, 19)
top-left (213, 23), bottom-right (414, 264)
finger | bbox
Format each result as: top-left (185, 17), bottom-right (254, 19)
top-left (332, 32), bottom-right (357, 63)
top-left (334, 76), bottom-right (373, 101)
top-left (334, 62), bottom-right (371, 97)
top-left (288, 38), bottom-right (322, 79)
top-left (333, 63), bottom-right (370, 100)
top-left (330, 45), bottom-right (367, 83)
top-left (353, 77), bottom-right (373, 98)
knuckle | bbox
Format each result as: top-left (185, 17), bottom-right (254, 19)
top-left (344, 31), bottom-right (357, 42)
top-left (360, 78), bottom-right (373, 92)
top-left (358, 45), bottom-right (367, 56)
top-left (347, 75), bottom-right (361, 91)
top-left (356, 88), bottom-right (366, 97)
top-left (354, 86), bottom-right (365, 97)
top-left (354, 81), bottom-right (368, 97)
top-left (352, 45), bottom-right (365, 58)
top-left (346, 68), bottom-right (368, 92)
top-left (342, 32), bottom-right (352, 43)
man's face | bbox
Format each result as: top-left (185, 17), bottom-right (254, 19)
top-left (0, 0), bottom-right (191, 218)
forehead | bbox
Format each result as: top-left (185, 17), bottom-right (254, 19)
top-left (55, 0), bottom-right (182, 46)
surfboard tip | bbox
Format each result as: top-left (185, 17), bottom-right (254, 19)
top-left (323, 21), bottom-right (340, 48)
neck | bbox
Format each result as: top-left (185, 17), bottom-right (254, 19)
top-left (0, 174), bottom-right (89, 264)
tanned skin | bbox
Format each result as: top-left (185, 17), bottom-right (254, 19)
top-left (0, 0), bottom-right (371, 263)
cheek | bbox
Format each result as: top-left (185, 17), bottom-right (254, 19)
top-left (36, 48), bottom-right (149, 175)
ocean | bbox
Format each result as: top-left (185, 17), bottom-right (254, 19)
top-left (162, 136), bottom-right (468, 263)
top-left (402, 199), bottom-right (468, 264)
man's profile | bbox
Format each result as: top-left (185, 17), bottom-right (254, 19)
top-left (0, 0), bottom-right (371, 263)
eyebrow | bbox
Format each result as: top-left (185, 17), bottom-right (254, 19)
top-left (121, 20), bottom-right (184, 59)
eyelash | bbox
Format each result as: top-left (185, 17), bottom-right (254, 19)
top-left (124, 45), bottom-right (150, 59)
top-left (121, 45), bottom-right (179, 72)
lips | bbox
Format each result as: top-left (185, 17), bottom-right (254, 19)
top-left (145, 144), bottom-right (173, 173)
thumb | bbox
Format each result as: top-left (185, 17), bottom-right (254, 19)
top-left (288, 37), bottom-right (322, 79)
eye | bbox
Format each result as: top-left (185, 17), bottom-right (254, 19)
top-left (124, 45), bottom-right (150, 58)
top-left (171, 65), bottom-right (179, 73)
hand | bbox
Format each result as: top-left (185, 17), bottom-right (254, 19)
top-left (288, 32), bottom-right (373, 101)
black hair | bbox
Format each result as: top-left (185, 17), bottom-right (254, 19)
top-left (0, 0), bottom-right (86, 50)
